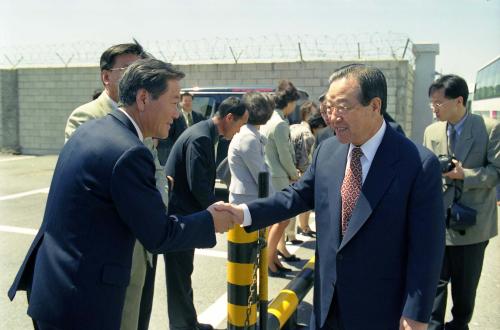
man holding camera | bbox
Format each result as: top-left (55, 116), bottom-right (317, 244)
top-left (423, 74), bottom-right (500, 330)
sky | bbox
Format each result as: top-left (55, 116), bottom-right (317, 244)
top-left (1, 0), bottom-right (499, 88)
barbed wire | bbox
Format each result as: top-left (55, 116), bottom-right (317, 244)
top-left (0, 33), bottom-right (414, 68)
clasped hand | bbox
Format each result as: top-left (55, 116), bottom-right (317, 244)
top-left (207, 202), bottom-right (244, 233)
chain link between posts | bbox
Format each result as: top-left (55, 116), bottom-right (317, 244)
top-left (244, 229), bottom-right (267, 329)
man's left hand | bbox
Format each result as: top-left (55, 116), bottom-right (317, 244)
top-left (399, 317), bottom-right (427, 330)
top-left (443, 159), bottom-right (464, 180)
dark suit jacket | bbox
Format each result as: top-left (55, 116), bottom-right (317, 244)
top-left (245, 124), bottom-right (445, 329)
top-left (157, 110), bottom-right (205, 165)
top-left (166, 119), bottom-right (219, 215)
top-left (8, 110), bottom-right (216, 329)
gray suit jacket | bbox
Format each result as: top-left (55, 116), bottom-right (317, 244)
top-left (260, 109), bottom-right (298, 187)
top-left (228, 124), bottom-right (274, 204)
top-left (423, 114), bottom-right (500, 245)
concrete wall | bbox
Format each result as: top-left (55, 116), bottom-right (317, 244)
top-left (0, 69), bottom-right (20, 152)
top-left (1, 59), bottom-right (414, 154)
top-left (17, 67), bottom-right (102, 154)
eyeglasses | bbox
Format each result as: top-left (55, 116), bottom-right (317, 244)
top-left (429, 99), bottom-right (453, 110)
top-left (108, 66), bottom-right (129, 72)
top-left (325, 103), bottom-right (356, 115)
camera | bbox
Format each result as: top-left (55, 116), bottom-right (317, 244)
top-left (438, 155), bottom-right (456, 173)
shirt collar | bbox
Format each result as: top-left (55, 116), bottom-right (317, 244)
top-left (118, 108), bottom-right (144, 141)
top-left (448, 113), bottom-right (468, 136)
top-left (275, 109), bottom-right (285, 120)
top-left (348, 120), bottom-right (386, 163)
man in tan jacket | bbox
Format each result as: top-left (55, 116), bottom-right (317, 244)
top-left (424, 74), bottom-right (500, 330)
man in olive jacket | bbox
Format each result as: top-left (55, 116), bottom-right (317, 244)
top-left (424, 74), bottom-right (500, 330)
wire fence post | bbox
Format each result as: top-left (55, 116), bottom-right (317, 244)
top-left (298, 42), bottom-right (304, 62)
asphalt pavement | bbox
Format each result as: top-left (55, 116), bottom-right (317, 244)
top-left (0, 154), bottom-right (498, 329)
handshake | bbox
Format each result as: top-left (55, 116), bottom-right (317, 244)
top-left (207, 202), bottom-right (245, 233)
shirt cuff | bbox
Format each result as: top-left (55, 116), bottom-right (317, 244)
top-left (240, 204), bottom-right (252, 227)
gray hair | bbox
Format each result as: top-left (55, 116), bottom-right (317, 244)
top-left (119, 58), bottom-right (185, 106)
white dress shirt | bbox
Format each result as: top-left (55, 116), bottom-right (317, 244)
top-left (118, 108), bottom-right (144, 142)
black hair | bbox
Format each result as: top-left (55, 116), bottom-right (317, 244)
top-left (307, 112), bottom-right (327, 130)
top-left (428, 74), bottom-right (469, 105)
top-left (274, 80), bottom-right (300, 109)
top-left (119, 58), bottom-right (185, 106)
top-left (215, 96), bottom-right (247, 120)
top-left (99, 43), bottom-right (148, 71)
top-left (328, 64), bottom-right (387, 115)
top-left (243, 92), bottom-right (274, 125)
top-left (180, 92), bottom-right (194, 101)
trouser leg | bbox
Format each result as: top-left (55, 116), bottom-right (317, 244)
top-left (446, 241), bottom-right (488, 330)
top-left (164, 249), bottom-right (197, 330)
top-left (429, 246), bottom-right (452, 330)
top-left (138, 254), bottom-right (158, 330)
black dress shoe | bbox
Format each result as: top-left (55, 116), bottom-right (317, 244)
top-left (196, 322), bottom-right (214, 330)
top-left (285, 237), bottom-right (304, 245)
top-left (297, 227), bottom-right (316, 237)
top-left (277, 251), bottom-right (301, 262)
top-left (268, 267), bottom-right (287, 278)
top-left (275, 264), bottom-right (292, 272)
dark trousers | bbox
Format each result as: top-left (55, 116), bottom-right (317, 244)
top-left (429, 241), bottom-right (488, 330)
top-left (321, 292), bottom-right (345, 330)
top-left (137, 254), bottom-right (158, 330)
top-left (34, 320), bottom-right (60, 330)
top-left (164, 249), bottom-right (197, 330)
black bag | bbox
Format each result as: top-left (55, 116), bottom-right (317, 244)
top-left (446, 180), bottom-right (477, 232)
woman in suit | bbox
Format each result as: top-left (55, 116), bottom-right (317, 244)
top-left (260, 80), bottom-right (302, 271)
top-left (228, 92), bottom-right (289, 276)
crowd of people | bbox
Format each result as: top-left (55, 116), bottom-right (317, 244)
top-left (7, 42), bottom-right (499, 330)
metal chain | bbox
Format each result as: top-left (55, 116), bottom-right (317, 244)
top-left (244, 230), bottom-right (266, 329)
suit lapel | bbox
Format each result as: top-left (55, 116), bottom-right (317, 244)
top-left (339, 127), bottom-right (399, 251)
top-left (109, 109), bottom-right (140, 139)
top-left (327, 142), bottom-right (348, 249)
top-left (454, 115), bottom-right (474, 160)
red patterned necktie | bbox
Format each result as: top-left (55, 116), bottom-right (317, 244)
top-left (341, 147), bottom-right (363, 235)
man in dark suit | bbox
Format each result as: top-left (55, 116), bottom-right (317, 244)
top-left (217, 64), bottom-right (445, 329)
top-left (424, 75), bottom-right (499, 330)
top-left (157, 92), bottom-right (205, 165)
top-left (8, 59), bottom-right (237, 330)
top-left (164, 96), bottom-right (248, 330)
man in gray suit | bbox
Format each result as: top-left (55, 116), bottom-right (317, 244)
top-left (424, 74), bottom-right (500, 330)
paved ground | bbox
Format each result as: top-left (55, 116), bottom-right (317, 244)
top-left (0, 154), bottom-right (498, 329)
top-left (0, 154), bottom-right (314, 329)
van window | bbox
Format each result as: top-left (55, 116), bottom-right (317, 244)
top-left (192, 96), bottom-right (215, 118)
